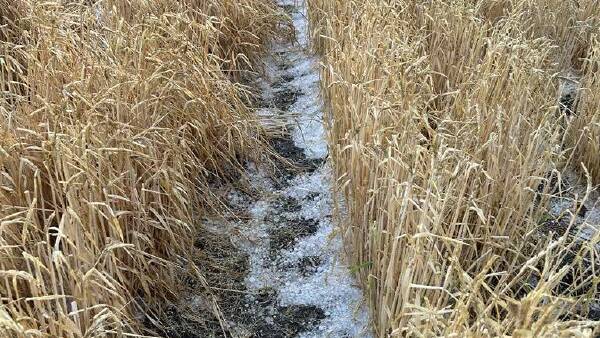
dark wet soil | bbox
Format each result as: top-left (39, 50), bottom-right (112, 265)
top-left (147, 218), bottom-right (327, 338)
top-left (156, 304), bottom-right (221, 338)
top-left (278, 196), bottom-right (302, 213)
top-left (273, 87), bottom-right (301, 111)
top-left (144, 228), bottom-right (250, 337)
top-left (297, 256), bottom-right (322, 276)
top-left (270, 137), bottom-right (324, 172)
top-left (273, 75), bottom-right (296, 88)
top-left (236, 288), bottom-right (326, 338)
top-left (269, 218), bottom-right (320, 257)
top-left (559, 91), bottom-right (578, 117)
top-left (535, 211), bottom-right (600, 323)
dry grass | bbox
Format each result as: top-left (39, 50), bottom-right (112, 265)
top-left (0, 0), bottom-right (286, 336)
top-left (570, 33), bottom-right (600, 184)
top-left (309, 0), bottom-right (599, 336)
top-left (477, 0), bottom-right (600, 70)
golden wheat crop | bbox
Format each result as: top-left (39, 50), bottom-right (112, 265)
top-left (0, 0), bottom-right (286, 336)
top-left (309, 0), bottom-right (599, 336)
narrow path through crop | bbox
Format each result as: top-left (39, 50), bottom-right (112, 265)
top-left (154, 1), bottom-right (373, 337)
top-left (222, 1), bottom-right (373, 336)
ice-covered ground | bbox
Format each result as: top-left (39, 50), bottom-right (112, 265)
top-left (544, 168), bottom-right (600, 318)
top-left (545, 74), bottom-right (600, 318)
top-left (547, 170), bottom-right (600, 241)
top-left (227, 0), bottom-right (373, 336)
top-left (237, 164), bottom-right (372, 337)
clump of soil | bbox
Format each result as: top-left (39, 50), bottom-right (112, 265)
top-left (297, 256), bottom-right (322, 276)
top-left (269, 218), bottom-right (320, 257)
top-left (304, 192), bottom-right (320, 201)
top-left (271, 305), bottom-right (326, 337)
top-left (270, 137), bottom-right (324, 173)
top-left (278, 196), bottom-right (302, 213)
top-left (559, 91), bottom-right (578, 117)
top-left (540, 217), bottom-right (571, 240)
top-left (273, 87), bottom-right (301, 111)
top-left (536, 171), bottom-right (571, 199)
top-left (235, 288), bottom-right (326, 338)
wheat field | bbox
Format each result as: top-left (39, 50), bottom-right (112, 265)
top-left (0, 0), bottom-right (286, 336)
top-left (309, 0), bottom-right (600, 336)
top-left (2, 0), bottom-right (600, 337)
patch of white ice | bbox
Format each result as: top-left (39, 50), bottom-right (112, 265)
top-left (240, 165), bottom-right (373, 336)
